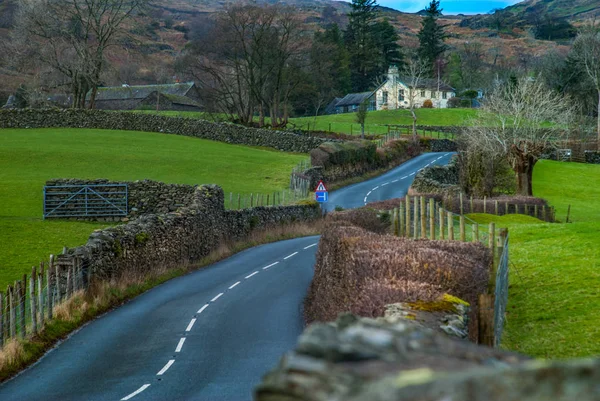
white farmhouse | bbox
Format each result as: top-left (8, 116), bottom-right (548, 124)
top-left (332, 66), bottom-right (456, 114)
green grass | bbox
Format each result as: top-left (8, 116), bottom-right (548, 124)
top-left (130, 108), bottom-right (477, 136)
top-left (0, 128), bottom-right (306, 291)
top-left (467, 160), bottom-right (600, 359)
top-left (288, 108), bottom-right (478, 135)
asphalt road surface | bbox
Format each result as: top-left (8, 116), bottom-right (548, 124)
top-left (0, 152), bottom-right (452, 401)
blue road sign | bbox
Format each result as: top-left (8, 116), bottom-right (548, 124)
top-left (315, 191), bottom-right (328, 203)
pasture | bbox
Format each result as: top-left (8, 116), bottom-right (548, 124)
top-left (0, 128), bottom-right (306, 290)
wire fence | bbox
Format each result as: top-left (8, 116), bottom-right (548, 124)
top-left (388, 194), bottom-right (509, 347)
top-left (1, 254), bottom-right (87, 347)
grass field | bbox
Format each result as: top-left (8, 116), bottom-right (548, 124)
top-left (0, 128), bottom-right (306, 291)
top-left (132, 108), bottom-right (477, 135)
top-left (468, 160), bottom-right (600, 359)
top-left (288, 108), bottom-right (477, 135)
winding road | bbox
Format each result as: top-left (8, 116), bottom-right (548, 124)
top-left (0, 152), bottom-right (452, 401)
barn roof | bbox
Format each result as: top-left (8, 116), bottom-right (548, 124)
top-left (88, 82), bottom-right (195, 101)
top-left (335, 92), bottom-right (374, 107)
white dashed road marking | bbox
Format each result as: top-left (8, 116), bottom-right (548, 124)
top-left (372, 186), bottom-right (379, 191)
top-left (303, 243), bottom-right (317, 250)
top-left (211, 293), bottom-right (223, 302)
top-left (245, 271), bottom-right (259, 279)
top-left (121, 384), bottom-right (151, 400)
top-left (381, 182), bottom-right (389, 186)
top-left (364, 197), bottom-right (368, 203)
top-left (284, 252), bottom-right (298, 260)
top-left (392, 179), bottom-right (399, 183)
top-left (185, 318), bottom-right (196, 332)
top-left (157, 360), bottom-right (175, 376)
top-left (197, 304), bottom-right (208, 314)
top-left (229, 281), bottom-right (240, 290)
top-left (366, 191), bottom-right (372, 196)
top-left (175, 338), bottom-right (186, 353)
top-left (263, 262), bottom-right (279, 270)
top-left (409, 172), bottom-right (415, 176)
top-left (401, 176), bottom-right (408, 179)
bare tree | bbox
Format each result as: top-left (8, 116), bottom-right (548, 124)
top-left (178, 4), bottom-right (304, 127)
top-left (463, 77), bottom-right (576, 196)
top-left (572, 28), bottom-right (600, 148)
top-left (355, 99), bottom-right (369, 139)
top-left (402, 56), bottom-right (429, 141)
top-left (12, 0), bottom-right (149, 108)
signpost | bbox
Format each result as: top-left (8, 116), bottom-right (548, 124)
top-left (315, 180), bottom-right (328, 203)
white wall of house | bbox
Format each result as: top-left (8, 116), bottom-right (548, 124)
top-left (374, 67), bottom-right (455, 110)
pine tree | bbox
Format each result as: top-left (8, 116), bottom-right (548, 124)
top-left (417, 0), bottom-right (447, 68)
top-left (344, 0), bottom-right (402, 92)
top-left (345, 0), bottom-right (380, 92)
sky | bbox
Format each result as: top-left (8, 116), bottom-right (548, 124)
top-left (376, 0), bottom-right (523, 15)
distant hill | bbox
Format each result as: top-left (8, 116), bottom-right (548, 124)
top-left (0, 0), bottom-right (571, 102)
top-left (505, 0), bottom-right (600, 20)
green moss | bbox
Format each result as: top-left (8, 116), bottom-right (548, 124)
top-left (135, 232), bottom-right (149, 245)
top-left (442, 293), bottom-right (470, 307)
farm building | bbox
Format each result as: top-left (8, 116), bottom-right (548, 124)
top-left (333, 66), bottom-right (456, 114)
top-left (86, 82), bottom-right (202, 111)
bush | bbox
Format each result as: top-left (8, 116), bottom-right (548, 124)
top-left (422, 99), bottom-right (434, 108)
top-left (447, 97), bottom-right (462, 108)
top-left (304, 224), bottom-right (491, 324)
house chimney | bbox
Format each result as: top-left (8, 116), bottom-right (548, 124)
top-left (388, 65), bottom-right (399, 84)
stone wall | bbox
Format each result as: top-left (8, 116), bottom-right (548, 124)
top-left (0, 109), bottom-right (328, 153)
top-left (410, 158), bottom-right (461, 196)
top-left (56, 184), bottom-right (320, 283)
top-left (256, 315), bottom-right (599, 401)
top-left (45, 178), bottom-right (198, 219)
top-left (585, 150), bottom-right (600, 164)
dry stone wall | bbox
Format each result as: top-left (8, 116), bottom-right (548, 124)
top-left (46, 178), bottom-right (197, 219)
top-left (0, 109), bottom-right (328, 153)
top-left (55, 184), bottom-right (320, 285)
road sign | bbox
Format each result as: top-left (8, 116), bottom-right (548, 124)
top-left (315, 191), bottom-right (328, 203)
top-left (315, 180), bottom-right (328, 192)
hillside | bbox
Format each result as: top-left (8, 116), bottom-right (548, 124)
top-left (0, 0), bottom-right (572, 103)
top-left (505, 0), bottom-right (600, 20)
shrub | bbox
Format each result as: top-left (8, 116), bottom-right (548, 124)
top-left (422, 99), bottom-right (434, 108)
top-left (304, 224), bottom-right (491, 324)
top-left (447, 97), bottom-right (462, 108)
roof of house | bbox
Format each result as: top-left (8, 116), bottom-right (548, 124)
top-left (325, 97), bottom-right (342, 114)
top-left (88, 82), bottom-right (195, 101)
top-left (335, 92), bottom-right (374, 108)
top-left (159, 93), bottom-right (200, 107)
top-left (398, 77), bottom-right (455, 92)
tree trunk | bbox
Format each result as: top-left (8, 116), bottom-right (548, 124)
top-left (514, 155), bottom-right (536, 196)
top-left (411, 107), bottom-right (417, 141)
top-left (361, 123), bottom-right (365, 139)
top-left (597, 90), bottom-right (600, 150)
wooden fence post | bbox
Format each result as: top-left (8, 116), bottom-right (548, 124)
top-left (478, 294), bottom-right (495, 347)
top-left (534, 204), bottom-right (538, 219)
top-left (237, 194), bottom-right (241, 209)
top-left (542, 206), bottom-right (547, 221)
top-left (439, 207), bottom-right (445, 240)
top-left (429, 198), bottom-right (435, 240)
top-left (30, 267), bottom-right (37, 335)
top-left (483, 196), bottom-right (487, 214)
top-left (447, 211), bottom-right (454, 240)
top-left (66, 265), bottom-right (72, 300)
top-left (473, 224), bottom-right (479, 243)
top-left (0, 292), bottom-right (4, 347)
top-left (38, 266), bottom-right (44, 328)
top-left (566, 205), bottom-right (571, 223)
top-left (413, 196), bottom-right (419, 239)
top-left (504, 201), bottom-right (508, 215)
top-left (405, 195), bottom-right (411, 237)
top-left (470, 196), bottom-right (474, 213)
top-left (19, 278), bottom-right (26, 339)
top-left (47, 256), bottom-right (53, 320)
top-left (460, 215), bottom-right (466, 241)
top-left (399, 203), bottom-right (405, 237)
top-left (488, 222), bottom-right (497, 291)
top-left (495, 200), bottom-right (499, 216)
top-left (55, 261), bottom-right (61, 305)
top-left (392, 208), bottom-right (399, 236)
top-left (420, 197), bottom-right (426, 239)
top-left (9, 286), bottom-right (16, 339)
top-left (459, 193), bottom-right (464, 215)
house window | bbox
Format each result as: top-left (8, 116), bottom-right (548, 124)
top-left (382, 91), bottom-right (388, 104)
top-left (369, 100), bottom-right (376, 110)
top-left (421, 90), bottom-right (426, 98)
top-left (442, 91), bottom-right (447, 99)
top-left (399, 90), bottom-right (405, 102)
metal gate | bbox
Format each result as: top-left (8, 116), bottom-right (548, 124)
top-left (43, 184), bottom-right (128, 219)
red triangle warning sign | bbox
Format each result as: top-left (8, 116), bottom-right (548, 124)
top-left (315, 180), bottom-right (328, 192)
